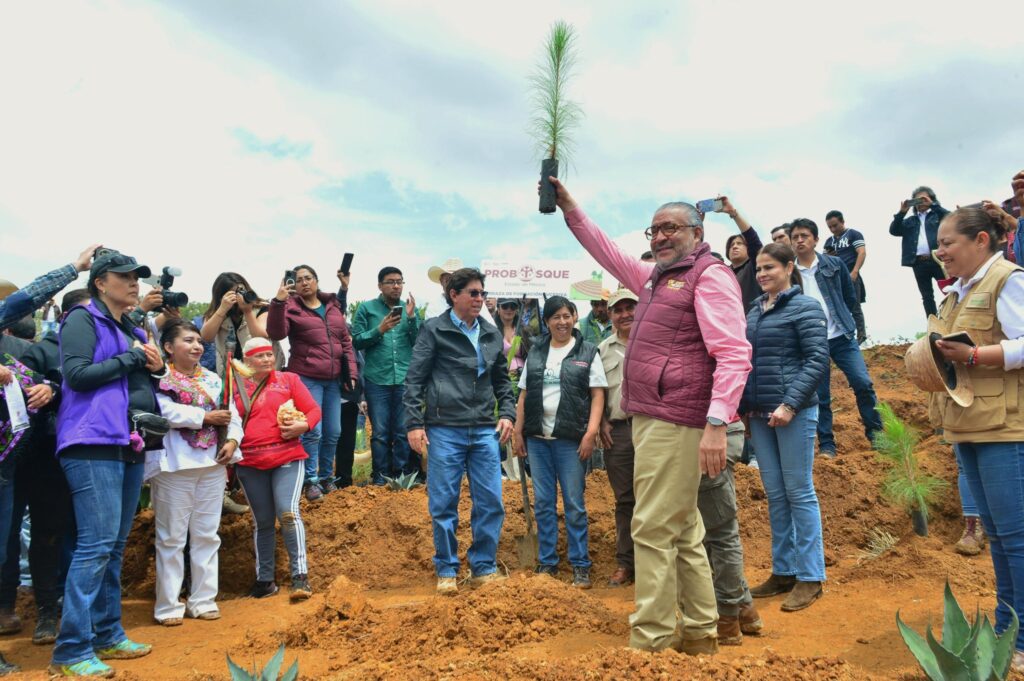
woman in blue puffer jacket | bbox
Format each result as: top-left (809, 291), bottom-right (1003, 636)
top-left (741, 243), bottom-right (830, 613)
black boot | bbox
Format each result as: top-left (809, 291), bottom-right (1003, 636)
top-left (32, 606), bottom-right (59, 645)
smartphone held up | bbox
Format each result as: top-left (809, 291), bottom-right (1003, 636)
top-left (696, 198), bottom-right (725, 214)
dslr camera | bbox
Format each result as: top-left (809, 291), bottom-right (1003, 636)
top-left (234, 285), bottom-right (259, 305)
top-left (154, 267), bottom-right (189, 311)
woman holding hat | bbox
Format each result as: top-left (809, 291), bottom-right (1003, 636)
top-left (51, 250), bottom-right (164, 678)
top-left (929, 207), bottom-right (1024, 667)
top-left (234, 337), bottom-right (321, 601)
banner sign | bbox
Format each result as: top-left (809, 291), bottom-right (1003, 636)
top-left (481, 259), bottom-right (609, 300)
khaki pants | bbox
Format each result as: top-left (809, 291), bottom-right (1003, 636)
top-left (629, 415), bottom-right (718, 649)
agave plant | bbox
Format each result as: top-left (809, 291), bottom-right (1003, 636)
top-left (382, 471), bottom-right (421, 491)
top-left (897, 581), bottom-right (1018, 680)
top-left (529, 20), bottom-right (583, 214)
top-left (873, 402), bottom-right (947, 536)
top-left (227, 644), bottom-right (298, 681)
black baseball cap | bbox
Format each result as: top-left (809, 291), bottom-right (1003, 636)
top-left (90, 250), bottom-right (151, 280)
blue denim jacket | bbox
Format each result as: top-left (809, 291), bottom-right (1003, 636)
top-left (809, 252), bottom-right (860, 340)
top-left (1015, 218), bottom-right (1024, 267)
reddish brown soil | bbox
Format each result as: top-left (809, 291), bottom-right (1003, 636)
top-left (1, 343), bottom-right (1019, 680)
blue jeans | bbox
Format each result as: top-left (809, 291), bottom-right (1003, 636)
top-left (298, 376), bottom-right (342, 483)
top-left (816, 334), bottom-right (882, 452)
top-left (527, 437), bottom-right (591, 568)
top-left (53, 458), bottom-right (144, 666)
top-left (750, 407), bottom-right (826, 582)
top-left (955, 441), bottom-right (1024, 650)
top-left (364, 382), bottom-right (413, 481)
top-left (958, 459), bottom-right (978, 517)
top-left (425, 426), bottom-right (504, 578)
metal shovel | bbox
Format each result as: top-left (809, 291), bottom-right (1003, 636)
top-left (513, 448), bottom-right (539, 569)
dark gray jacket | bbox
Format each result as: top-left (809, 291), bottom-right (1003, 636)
top-left (403, 311), bottom-right (515, 431)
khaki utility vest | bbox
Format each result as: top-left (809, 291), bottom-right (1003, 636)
top-left (929, 257), bottom-right (1024, 442)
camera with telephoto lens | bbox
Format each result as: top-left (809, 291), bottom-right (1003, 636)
top-left (235, 286), bottom-right (259, 305)
top-left (154, 267), bottom-right (188, 311)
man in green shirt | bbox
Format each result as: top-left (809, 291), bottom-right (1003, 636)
top-left (577, 297), bottom-right (612, 345)
top-left (351, 267), bottom-right (421, 485)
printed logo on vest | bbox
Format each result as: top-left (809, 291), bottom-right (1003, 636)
top-left (666, 279), bottom-right (686, 290)
top-left (966, 292), bottom-right (992, 309)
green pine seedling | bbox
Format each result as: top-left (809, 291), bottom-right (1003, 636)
top-left (872, 402), bottom-right (947, 528)
top-left (897, 581), bottom-right (1018, 680)
top-left (226, 644), bottom-right (299, 681)
top-left (528, 20), bottom-right (583, 169)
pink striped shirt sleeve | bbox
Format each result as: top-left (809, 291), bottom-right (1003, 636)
top-left (694, 265), bottom-right (752, 422)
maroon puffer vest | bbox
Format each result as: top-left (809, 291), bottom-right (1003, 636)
top-left (622, 242), bottom-right (722, 428)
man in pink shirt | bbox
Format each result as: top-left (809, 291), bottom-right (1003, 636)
top-left (548, 178), bottom-right (752, 655)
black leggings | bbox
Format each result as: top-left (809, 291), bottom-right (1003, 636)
top-left (333, 401), bottom-right (359, 487)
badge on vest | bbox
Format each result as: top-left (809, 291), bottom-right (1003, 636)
top-left (571, 360), bottom-right (589, 368)
top-left (966, 292), bottom-right (991, 309)
top-left (666, 279), bottom-right (686, 290)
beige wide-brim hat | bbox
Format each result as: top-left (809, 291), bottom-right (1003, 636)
top-left (427, 258), bottom-right (464, 283)
top-left (0, 279), bottom-right (17, 301)
top-left (904, 317), bottom-right (974, 407)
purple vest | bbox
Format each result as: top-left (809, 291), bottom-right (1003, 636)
top-left (622, 243), bottom-right (722, 428)
top-left (56, 302), bottom-right (148, 454)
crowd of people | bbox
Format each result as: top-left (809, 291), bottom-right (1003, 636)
top-left (0, 169), bottom-right (1021, 675)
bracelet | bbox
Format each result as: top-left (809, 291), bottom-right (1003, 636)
top-left (967, 346), bottom-right (980, 367)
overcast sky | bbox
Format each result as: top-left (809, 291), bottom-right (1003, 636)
top-left (1, 1), bottom-right (1022, 340)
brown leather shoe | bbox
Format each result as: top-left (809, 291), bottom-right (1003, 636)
top-left (739, 602), bottom-right (763, 635)
top-left (750, 573), bottom-right (796, 598)
top-left (717, 615), bottom-right (742, 645)
top-left (677, 635), bottom-right (719, 656)
top-left (781, 580), bottom-right (823, 611)
top-left (955, 517), bottom-right (987, 556)
top-left (0, 608), bottom-right (21, 635)
top-left (607, 567), bottom-right (634, 587)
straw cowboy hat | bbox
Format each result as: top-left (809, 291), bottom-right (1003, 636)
top-left (427, 258), bottom-right (463, 284)
top-left (904, 316), bottom-right (974, 407)
top-left (0, 279), bottom-right (17, 301)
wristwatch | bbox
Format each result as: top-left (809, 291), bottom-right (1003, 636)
top-left (706, 416), bottom-right (726, 427)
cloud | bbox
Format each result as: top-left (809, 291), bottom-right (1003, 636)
top-left (233, 128), bottom-right (312, 160)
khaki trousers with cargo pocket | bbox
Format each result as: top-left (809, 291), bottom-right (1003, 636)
top-left (628, 415), bottom-right (718, 649)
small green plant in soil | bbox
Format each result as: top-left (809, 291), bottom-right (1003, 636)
top-left (227, 644), bottom-right (298, 681)
top-left (897, 581), bottom-right (1018, 680)
top-left (873, 402), bottom-right (947, 536)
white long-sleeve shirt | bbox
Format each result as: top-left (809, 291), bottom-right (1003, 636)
top-left (943, 252), bottom-right (1024, 371)
top-left (145, 368), bottom-right (243, 479)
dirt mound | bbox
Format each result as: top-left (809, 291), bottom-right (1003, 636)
top-left (325, 647), bottom-right (884, 681)
top-left (275, 573), bottom-right (626, 663)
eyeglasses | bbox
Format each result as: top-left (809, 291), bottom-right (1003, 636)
top-left (463, 289), bottom-right (488, 299)
top-left (644, 222), bottom-right (694, 240)
top-left (295, 275), bottom-right (316, 283)
top-left (381, 279), bottom-right (404, 286)
top-left (790, 233), bottom-right (814, 242)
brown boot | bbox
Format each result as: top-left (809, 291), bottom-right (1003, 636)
top-left (739, 602), bottom-right (764, 635)
top-left (676, 635), bottom-right (719, 656)
top-left (750, 573), bottom-right (796, 598)
top-left (955, 517), bottom-right (986, 556)
top-left (0, 608), bottom-right (21, 635)
top-left (607, 567), bottom-right (634, 587)
top-left (781, 580), bottom-right (823, 612)
top-left (717, 615), bottom-right (742, 645)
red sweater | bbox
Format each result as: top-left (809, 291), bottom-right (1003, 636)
top-left (234, 371), bottom-right (322, 470)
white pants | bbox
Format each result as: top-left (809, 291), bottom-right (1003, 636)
top-left (150, 466), bottom-right (225, 620)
